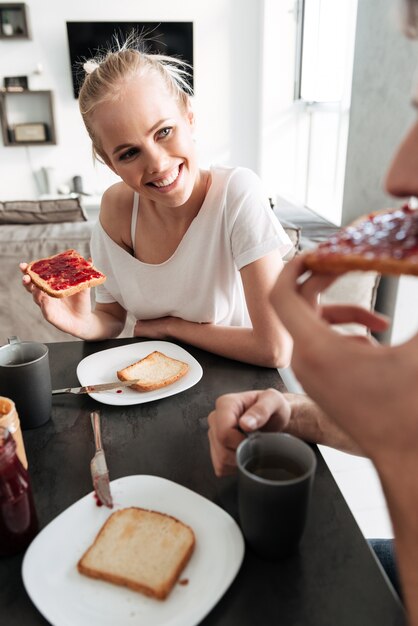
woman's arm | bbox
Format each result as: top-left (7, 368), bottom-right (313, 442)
top-left (20, 182), bottom-right (132, 341)
top-left (134, 250), bottom-right (293, 368)
top-left (76, 301), bottom-right (127, 340)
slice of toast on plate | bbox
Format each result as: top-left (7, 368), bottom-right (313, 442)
top-left (77, 507), bottom-right (195, 599)
top-left (117, 351), bottom-right (189, 392)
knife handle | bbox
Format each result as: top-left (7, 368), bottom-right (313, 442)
top-left (91, 411), bottom-right (103, 452)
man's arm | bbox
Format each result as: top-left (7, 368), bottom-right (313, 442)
top-left (283, 393), bottom-right (363, 455)
top-left (271, 254), bottom-right (418, 624)
top-left (207, 389), bottom-right (361, 477)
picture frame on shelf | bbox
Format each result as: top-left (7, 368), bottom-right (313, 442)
top-left (14, 122), bottom-right (48, 143)
top-left (4, 75), bottom-right (28, 91)
top-left (0, 3), bottom-right (30, 39)
top-left (0, 89), bottom-right (57, 147)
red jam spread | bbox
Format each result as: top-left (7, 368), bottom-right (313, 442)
top-left (93, 492), bottom-right (103, 507)
top-left (31, 251), bottom-right (103, 292)
top-left (0, 428), bottom-right (38, 556)
top-left (318, 205), bottom-right (418, 260)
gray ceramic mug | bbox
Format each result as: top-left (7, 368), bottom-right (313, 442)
top-left (0, 337), bottom-right (51, 430)
top-left (237, 432), bottom-right (316, 560)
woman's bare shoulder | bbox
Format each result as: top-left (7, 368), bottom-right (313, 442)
top-left (101, 182), bottom-right (133, 214)
top-left (100, 183), bottom-right (134, 249)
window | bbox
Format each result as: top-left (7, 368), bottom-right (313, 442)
top-left (298, 0), bottom-right (357, 104)
top-left (260, 0), bottom-right (358, 224)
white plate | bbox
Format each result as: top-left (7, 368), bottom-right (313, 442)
top-left (22, 475), bottom-right (245, 626)
top-left (76, 341), bottom-right (203, 406)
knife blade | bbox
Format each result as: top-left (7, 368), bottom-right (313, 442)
top-left (52, 379), bottom-right (142, 395)
top-left (90, 411), bottom-right (113, 509)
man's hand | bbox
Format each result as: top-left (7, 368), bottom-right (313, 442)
top-left (208, 389), bottom-right (291, 476)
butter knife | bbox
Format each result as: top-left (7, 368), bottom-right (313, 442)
top-left (90, 411), bottom-right (113, 509)
top-left (52, 379), bottom-right (141, 395)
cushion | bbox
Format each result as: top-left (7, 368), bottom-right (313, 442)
top-left (0, 197), bottom-right (87, 225)
top-left (282, 223), bottom-right (301, 262)
top-left (320, 271), bottom-right (381, 336)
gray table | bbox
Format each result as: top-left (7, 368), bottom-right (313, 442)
top-left (1, 338), bottom-right (406, 625)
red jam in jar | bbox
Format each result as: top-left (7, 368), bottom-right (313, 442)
top-left (0, 427), bottom-right (38, 556)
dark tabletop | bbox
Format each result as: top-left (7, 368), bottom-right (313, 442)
top-left (1, 338), bottom-right (406, 626)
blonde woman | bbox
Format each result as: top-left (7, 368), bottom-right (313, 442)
top-left (21, 42), bottom-right (292, 368)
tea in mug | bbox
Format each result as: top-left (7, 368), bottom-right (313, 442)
top-left (244, 454), bottom-right (305, 481)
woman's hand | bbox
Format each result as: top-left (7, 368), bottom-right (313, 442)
top-left (20, 263), bottom-right (126, 339)
top-left (20, 262), bottom-right (94, 336)
top-left (133, 316), bottom-right (173, 339)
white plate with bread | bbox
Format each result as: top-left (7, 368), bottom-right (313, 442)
top-left (22, 475), bottom-right (245, 626)
top-left (76, 341), bottom-right (203, 406)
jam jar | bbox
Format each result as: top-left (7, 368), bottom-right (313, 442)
top-left (0, 427), bottom-right (38, 556)
top-left (0, 396), bottom-right (27, 469)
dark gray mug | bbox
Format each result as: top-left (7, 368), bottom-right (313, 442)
top-left (237, 432), bottom-right (316, 560)
top-left (0, 337), bottom-right (51, 430)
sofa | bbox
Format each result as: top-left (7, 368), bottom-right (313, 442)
top-left (0, 196), bottom-right (379, 346)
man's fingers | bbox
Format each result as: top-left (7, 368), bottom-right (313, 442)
top-left (297, 270), bottom-right (339, 304)
top-left (320, 305), bottom-right (390, 331)
top-left (208, 425), bottom-right (241, 476)
top-left (208, 408), bottom-right (246, 450)
top-left (239, 388), bottom-right (291, 432)
top-left (214, 390), bottom-right (263, 416)
top-left (208, 390), bottom-right (292, 476)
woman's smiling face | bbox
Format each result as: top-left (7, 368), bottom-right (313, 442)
top-left (92, 70), bottom-right (198, 208)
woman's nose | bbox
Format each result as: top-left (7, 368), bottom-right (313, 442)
top-left (145, 145), bottom-right (169, 174)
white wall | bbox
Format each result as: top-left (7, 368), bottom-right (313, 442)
top-left (0, 0), bottom-right (262, 200)
top-left (342, 0), bottom-right (418, 225)
top-left (343, 0), bottom-right (418, 344)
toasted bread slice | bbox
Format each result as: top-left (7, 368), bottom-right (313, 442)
top-left (77, 507), bottom-right (195, 599)
top-left (117, 351), bottom-right (189, 392)
top-left (26, 248), bottom-right (106, 298)
top-left (304, 205), bottom-right (418, 276)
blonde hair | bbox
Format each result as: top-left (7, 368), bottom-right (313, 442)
top-left (78, 37), bottom-right (193, 162)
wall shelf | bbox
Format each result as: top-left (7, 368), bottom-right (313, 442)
top-left (0, 90), bottom-right (57, 146)
top-left (0, 3), bottom-right (30, 39)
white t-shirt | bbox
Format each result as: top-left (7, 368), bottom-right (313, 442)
top-left (91, 165), bottom-right (292, 327)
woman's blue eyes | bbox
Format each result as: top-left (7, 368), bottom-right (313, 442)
top-left (118, 127), bottom-right (173, 161)
top-left (158, 127), bottom-right (172, 138)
